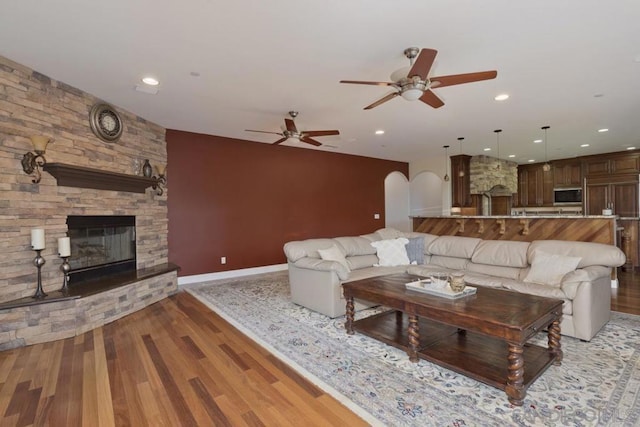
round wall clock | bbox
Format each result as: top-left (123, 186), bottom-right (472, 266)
top-left (89, 103), bottom-right (123, 143)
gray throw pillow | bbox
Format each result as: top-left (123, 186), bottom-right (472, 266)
top-left (405, 237), bottom-right (425, 264)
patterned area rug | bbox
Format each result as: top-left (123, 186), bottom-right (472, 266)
top-left (184, 271), bottom-right (640, 426)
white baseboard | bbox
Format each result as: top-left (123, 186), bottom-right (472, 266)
top-left (178, 263), bottom-right (288, 286)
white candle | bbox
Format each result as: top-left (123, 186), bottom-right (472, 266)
top-left (58, 237), bottom-right (71, 257)
top-left (31, 229), bottom-right (45, 250)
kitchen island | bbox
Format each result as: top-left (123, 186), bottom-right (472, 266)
top-left (412, 215), bottom-right (634, 274)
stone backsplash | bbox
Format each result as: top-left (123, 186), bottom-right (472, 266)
top-left (469, 155), bottom-right (518, 194)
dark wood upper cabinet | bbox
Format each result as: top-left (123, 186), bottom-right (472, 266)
top-left (517, 163), bottom-right (553, 207)
top-left (552, 159), bottom-right (582, 188)
top-left (583, 153), bottom-right (640, 176)
top-left (585, 174), bottom-right (639, 217)
top-left (450, 155), bottom-right (471, 207)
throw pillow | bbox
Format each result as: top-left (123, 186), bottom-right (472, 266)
top-left (523, 250), bottom-right (581, 287)
top-left (317, 245), bottom-right (350, 271)
top-left (371, 238), bottom-right (410, 267)
top-left (405, 237), bottom-right (425, 264)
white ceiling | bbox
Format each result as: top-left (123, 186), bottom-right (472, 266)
top-left (1, 0), bottom-right (640, 163)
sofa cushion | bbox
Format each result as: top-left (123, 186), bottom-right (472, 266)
top-left (429, 255), bottom-right (469, 271)
top-left (347, 254), bottom-right (379, 270)
top-left (503, 281), bottom-right (572, 315)
top-left (405, 237), bottom-right (425, 264)
top-left (371, 238), bottom-right (411, 266)
top-left (428, 236), bottom-right (481, 259)
top-left (403, 232), bottom-right (440, 255)
top-left (465, 262), bottom-right (522, 280)
top-left (318, 245), bottom-right (350, 271)
top-left (471, 240), bottom-right (530, 268)
top-left (283, 238), bottom-right (334, 262)
top-left (333, 236), bottom-right (378, 256)
top-left (524, 250), bottom-right (581, 287)
top-left (374, 227), bottom-right (406, 240)
top-left (528, 240), bottom-right (625, 268)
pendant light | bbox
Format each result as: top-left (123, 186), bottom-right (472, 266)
top-left (494, 129), bottom-right (502, 170)
top-left (443, 145), bottom-right (450, 182)
top-left (542, 125), bottom-right (551, 172)
top-left (457, 137), bottom-right (465, 177)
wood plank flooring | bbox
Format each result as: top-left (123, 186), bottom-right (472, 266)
top-left (0, 270), bottom-right (638, 426)
top-left (0, 292), bottom-right (367, 427)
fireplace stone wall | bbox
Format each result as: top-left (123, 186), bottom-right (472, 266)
top-left (0, 55), bottom-right (175, 349)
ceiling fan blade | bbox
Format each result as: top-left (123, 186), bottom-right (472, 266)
top-left (408, 48), bottom-right (437, 80)
top-left (363, 92), bottom-right (400, 110)
top-left (430, 70), bottom-right (497, 88)
top-left (340, 80), bottom-right (395, 87)
top-left (245, 129), bottom-right (284, 135)
top-left (303, 130), bottom-right (340, 137)
top-left (272, 137), bottom-right (288, 145)
top-left (300, 136), bottom-right (322, 147)
top-left (419, 89), bottom-right (445, 108)
top-left (284, 118), bottom-right (298, 133)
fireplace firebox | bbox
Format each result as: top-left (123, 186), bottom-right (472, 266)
top-left (66, 215), bottom-right (136, 286)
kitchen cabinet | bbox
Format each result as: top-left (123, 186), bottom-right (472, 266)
top-left (450, 154), bottom-right (471, 207)
top-left (552, 160), bottom-right (582, 188)
top-left (584, 154), bottom-right (640, 176)
top-left (585, 174), bottom-right (639, 217)
top-left (517, 163), bottom-right (553, 207)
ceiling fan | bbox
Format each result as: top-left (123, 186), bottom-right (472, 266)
top-left (340, 47), bottom-right (497, 110)
top-left (245, 111), bottom-right (340, 146)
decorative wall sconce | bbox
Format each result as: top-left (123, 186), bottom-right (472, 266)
top-left (152, 164), bottom-right (167, 195)
top-left (21, 136), bottom-right (53, 183)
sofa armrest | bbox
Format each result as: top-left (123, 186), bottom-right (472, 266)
top-left (561, 266), bottom-right (611, 299)
top-left (293, 257), bottom-right (350, 281)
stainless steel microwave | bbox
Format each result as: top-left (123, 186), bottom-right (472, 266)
top-left (554, 188), bottom-right (582, 204)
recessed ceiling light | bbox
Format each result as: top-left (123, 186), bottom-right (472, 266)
top-left (594, 93), bottom-right (604, 98)
top-left (528, 159), bottom-right (535, 163)
top-left (598, 128), bottom-right (609, 133)
top-left (627, 146), bottom-right (636, 150)
top-left (142, 77), bottom-right (159, 86)
top-left (483, 148), bottom-right (491, 151)
top-left (494, 94), bottom-right (509, 101)
top-left (580, 144), bottom-right (590, 147)
top-left (533, 139), bottom-right (542, 143)
top-left (190, 71), bottom-right (201, 77)
top-left (508, 154), bottom-right (516, 158)
top-left (375, 130), bottom-right (385, 135)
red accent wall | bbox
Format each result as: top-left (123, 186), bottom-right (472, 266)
top-left (166, 130), bottom-right (408, 276)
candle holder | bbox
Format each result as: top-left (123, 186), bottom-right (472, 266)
top-left (32, 249), bottom-right (47, 299)
top-left (60, 256), bottom-right (71, 294)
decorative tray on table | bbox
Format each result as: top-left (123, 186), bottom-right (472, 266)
top-left (405, 277), bottom-right (477, 299)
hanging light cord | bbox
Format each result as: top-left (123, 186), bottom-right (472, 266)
top-left (443, 145), bottom-right (450, 181)
top-left (542, 125), bottom-right (550, 163)
top-left (494, 129), bottom-right (502, 166)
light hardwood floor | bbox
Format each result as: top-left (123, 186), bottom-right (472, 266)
top-left (0, 270), bottom-right (638, 426)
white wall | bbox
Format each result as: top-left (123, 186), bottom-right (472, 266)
top-left (410, 171), bottom-right (445, 216)
top-left (384, 172), bottom-right (410, 231)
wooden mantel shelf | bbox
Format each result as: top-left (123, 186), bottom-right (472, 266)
top-left (43, 163), bottom-right (157, 193)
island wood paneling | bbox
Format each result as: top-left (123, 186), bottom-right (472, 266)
top-left (413, 216), bottom-right (616, 244)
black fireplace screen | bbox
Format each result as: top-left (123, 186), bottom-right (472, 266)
top-left (66, 215), bottom-right (136, 285)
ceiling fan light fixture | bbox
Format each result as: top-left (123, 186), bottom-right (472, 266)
top-left (401, 87), bottom-right (423, 101)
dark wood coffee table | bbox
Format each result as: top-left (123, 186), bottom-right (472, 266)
top-left (342, 273), bottom-right (563, 406)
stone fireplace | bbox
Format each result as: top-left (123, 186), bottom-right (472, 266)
top-left (0, 55), bottom-right (177, 350)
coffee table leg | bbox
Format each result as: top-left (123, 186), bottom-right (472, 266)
top-left (506, 343), bottom-right (525, 406)
top-left (408, 315), bottom-right (419, 363)
top-left (345, 296), bottom-right (354, 335)
top-left (548, 318), bottom-right (563, 365)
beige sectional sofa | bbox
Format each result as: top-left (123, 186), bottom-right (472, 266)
top-left (283, 228), bottom-right (626, 341)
